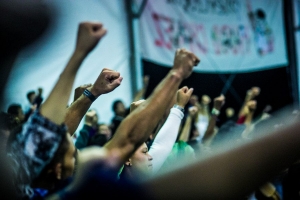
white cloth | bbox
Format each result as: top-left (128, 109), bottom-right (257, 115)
top-left (149, 108), bottom-right (184, 174)
top-left (195, 114), bottom-right (209, 142)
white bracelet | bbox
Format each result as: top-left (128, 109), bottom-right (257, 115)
top-left (211, 108), bottom-right (220, 116)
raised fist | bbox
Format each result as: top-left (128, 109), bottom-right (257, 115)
top-left (246, 86), bottom-right (261, 101)
top-left (176, 86), bottom-right (194, 108)
top-left (143, 75), bottom-right (150, 88)
top-left (90, 68), bottom-right (123, 97)
top-left (75, 22), bottom-right (107, 55)
top-left (201, 95), bottom-right (211, 106)
top-left (246, 100), bottom-right (257, 112)
top-left (213, 94), bottom-right (225, 111)
top-left (188, 106), bottom-right (198, 118)
top-left (172, 48), bottom-right (200, 80)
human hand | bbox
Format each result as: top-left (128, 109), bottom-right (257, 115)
top-left (172, 48), bottom-right (200, 80)
top-left (176, 86), bottom-right (194, 108)
top-left (201, 95), bottom-right (211, 106)
top-left (73, 84), bottom-right (92, 102)
top-left (246, 100), bottom-right (257, 112)
top-left (90, 68), bottom-right (123, 97)
top-left (188, 106), bottom-right (198, 118)
top-left (143, 75), bottom-right (150, 88)
top-left (85, 109), bottom-right (97, 125)
top-left (213, 94), bottom-right (225, 111)
top-left (75, 22), bottom-right (107, 55)
top-left (246, 87), bottom-right (260, 101)
top-left (130, 99), bottom-right (146, 113)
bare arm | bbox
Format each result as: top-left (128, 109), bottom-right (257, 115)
top-left (104, 49), bottom-right (200, 168)
top-left (179, 106), bottom-right (198, 142)
top-left (40, 22), bottom-right (107, 124)
top-left (65, 68), bottom-right (123, 135)
top-left (202, 94), bottom-right (225, 143)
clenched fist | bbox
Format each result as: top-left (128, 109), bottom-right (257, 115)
top-left (90, 68), bottom-right (123, 97)
top-left (173, 48), bottom-right (200, 80)
top-left (176, 86), bottom-right (194, 108)
top-left (75, 22), bottom-right (107, 55)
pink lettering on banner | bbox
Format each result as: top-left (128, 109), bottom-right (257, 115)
top-left (152, 12), bottom-right (208, 54)
top-left (151, 12), bottom-right (252, 55)
top-left (152, 13), bottom-right (173, 49)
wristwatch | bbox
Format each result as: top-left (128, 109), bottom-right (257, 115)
top-left (173, 104), bottom-right (185, 113)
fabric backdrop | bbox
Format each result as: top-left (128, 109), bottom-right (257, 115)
top-left (140, 0), bottom-right (288, 73)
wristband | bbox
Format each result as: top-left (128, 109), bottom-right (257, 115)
top-left (173, 104), bottom-right (185, 113)
top-left (211, 108), bottom-right (220, 116)
top-left (83, 89), bottom-right (97, 102)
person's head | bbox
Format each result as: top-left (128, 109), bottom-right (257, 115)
top-left (225, 107), bottom-right (235, 118)
top-left (256, 9), bottom-right (266, 19)
top-left (189, 95), bottom-right (199, 106)
top-left (112, 100), bottom-right (126, 116)
top-left (98, 123), bottom-right (112, 140)
top-left (123, 142), bottom-right (153, 180)
top-left (7, 103), bottom-right (25, 122)
top-left (27, 91), bottom-right (36, 104)
top-left (32, 133), bottom-right (77, 188)
top-left (0, 112), bottom-right (20, 151)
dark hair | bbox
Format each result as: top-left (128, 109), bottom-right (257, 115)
top-left (256, 9), bottom-right (266, 19)
top-left (7, 104), bottom-right (22, 116)
top-left (112, 100), bottom-right (123, 112)
top-left (0, 111), bottom-right (20, 131)
top-left (26, 91), bottom-right (35, 101)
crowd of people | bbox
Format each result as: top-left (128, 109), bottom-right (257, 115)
top-left (1, 1), bottom-right (300, 200)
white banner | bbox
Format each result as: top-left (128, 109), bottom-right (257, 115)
top-left (140, 0), bottom-right (288, 72)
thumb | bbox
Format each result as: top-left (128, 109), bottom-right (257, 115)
top-left (186, 88), bottom-right (194, 96)
top-left (110, 76), bottom-right (123, 88)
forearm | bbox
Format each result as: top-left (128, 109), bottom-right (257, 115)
top-left (179, 116), bottom-right (192, 142)
top-left (149, 108), bottom-right (184, 174)
top-left (40, 50), bottom-right (86, 124)
top-left (65, 94), bottom-right (93, 135)
top-left (202, 116), bottom-right (217, 142)
top-left (105, 70), bottom-right (183, 164)
top-left (144, 121), bottom-right (300, 199)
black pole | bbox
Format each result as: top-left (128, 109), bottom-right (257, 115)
top-left (284, 0), bottom-right (299, 109)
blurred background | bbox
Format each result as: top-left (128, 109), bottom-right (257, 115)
top-left (2, 0), bottom-right (299, 130)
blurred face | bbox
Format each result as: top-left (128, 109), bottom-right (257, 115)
top-left (29, 93), bottom-right (36, 104)
top-left (129, 143), bottom-right (153, 177)
top-left (189, 95), bottom-right (198, 106)
top-left (62, 134), bottom-right (76, 179)
top-left (116, 102), bottom-right (126, 116)
top-left (17, 107), bottom-right (25, 122)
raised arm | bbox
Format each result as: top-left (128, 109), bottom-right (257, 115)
top-left (104, 49), bottom-right (200, 168)
top-left (202, 94), bottom-right (225, 144)
top-left (65, 68), bottom-right (122, 135)
top-left (40, 22), bottom-right (107, 124)
top-left (149, 86), bottom-right (193, 174)
top-left (179, 106), bottom-right (198, 142)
